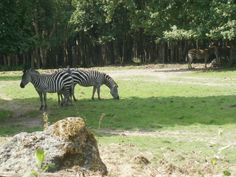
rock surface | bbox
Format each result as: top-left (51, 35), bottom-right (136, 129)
top-left (0, 117), bottom-right (107, 176)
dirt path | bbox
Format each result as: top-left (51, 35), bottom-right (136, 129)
top-left (108, 66), bottom-right (236, 88)
top-left (0, 81), bottom-right (41, 128)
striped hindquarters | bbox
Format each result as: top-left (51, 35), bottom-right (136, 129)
top-left (187, 49), bottom-right (207, 60)
top-left (71, 69), bottom-right (105, 87)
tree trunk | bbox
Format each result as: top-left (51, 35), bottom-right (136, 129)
top-left (39, 47), bottom-right (47, 68)
top-left (229, 38), bottom-right (236, 66)
top-left (63, 41), bottom-right (69, 66)
top-left (109, 42), bottom-right (115, 65)
top-left (7, 55), bottom-right (11, 66)
top-left (158, 41), bottom-right (166, 64)
top-left (3, 55), bottom-right (7, 65)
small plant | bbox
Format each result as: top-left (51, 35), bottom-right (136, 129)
top-left (42, 112), bottom-right (49, 130)
top-left (210, 157), bottom-right (217, 166)
top-left (23, 148), bottom-right (54, 177)
top-left (223, 170), bottom-right (231, 176)
top-left (98, 113), bottom-right (106, 129)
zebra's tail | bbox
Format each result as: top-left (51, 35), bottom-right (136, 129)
top-left (185, 55), bottom-right (188, 62)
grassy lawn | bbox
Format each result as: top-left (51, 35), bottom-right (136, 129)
top-left (0, 65), bottom-right (236, 176)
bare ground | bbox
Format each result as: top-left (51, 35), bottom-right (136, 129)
top-left (1, 64), bottom-right (236, 177)
top-left (0, 81), bottom-right (42, 128)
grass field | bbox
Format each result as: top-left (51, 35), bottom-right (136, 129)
top-left (0, 65), bottom-right (236, 176)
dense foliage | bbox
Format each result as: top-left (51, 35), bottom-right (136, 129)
top-left (0, 0), bottom-right (236, 69)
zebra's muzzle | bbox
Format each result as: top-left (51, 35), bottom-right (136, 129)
top-left (20, 83), bottom-right (25, 88)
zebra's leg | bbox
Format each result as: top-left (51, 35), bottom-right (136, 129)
top-left (92, 86), bottom-right (96, 100)
top-left (57, 92), bottom-right (61, 105)
top-left (97, 86), bottom-right (101, 100)
top-left (37, 91), bottom-right (44, 111)
top-left (188, 62), bottom-right (192, 69)
top-left (60, 94), bottom-right (64, 105)
top-left (61, 88), bottom-right (69, 106)
top-left (188, 58), bottom-right (192, 69)
top-left (187, 56), bottom-right (192, 69)
top-left (60, 91), bottom-right (66, 106)
top-left (204, 57), bottom-right (207, 68)
top-left (43, 93), bottom-right (47, 111)
top-left (64, 93), bottom-right (70, 106)
top-left (68, 86), bottom-right (73, 104)
top-left (72, 84), bottom-right (77, 102)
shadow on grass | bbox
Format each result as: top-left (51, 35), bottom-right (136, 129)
top-left (1, 94), bottom-right (236, 136)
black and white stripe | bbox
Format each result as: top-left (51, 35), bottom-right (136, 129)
top-left (20, 68), bottom-right (73, 110)
top-left (71, 69), bottom-right (119, 100)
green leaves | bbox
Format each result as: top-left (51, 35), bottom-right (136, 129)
top-left (223, 170), bottom-right (231, 176)
top-left (164, 26), bottom-right (197, 40)
top-left (35, 148), bottom-right (45, 168)
top-left (210, 157), bottom-right (217, 166)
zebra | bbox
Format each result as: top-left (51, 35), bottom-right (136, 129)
top-left (20, 68), bottom-right (73, 111)
top-left (218, 45), bottom-right (231, 63)
top-left (58, 68), bottom-right (119, 101)
top-left (186, 44), bottom-right (218, 69)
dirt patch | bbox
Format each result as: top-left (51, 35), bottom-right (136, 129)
top-left (0, 82), bottom-right (41, 128)
top-left (98, 143), bottom-right (226, 177)
top-left (1, 100), bottom-right (42, 129)
top-left (105, 64), bottom-right (236, 88)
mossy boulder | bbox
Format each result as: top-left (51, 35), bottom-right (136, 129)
top-left (0, 117), bottom-right (107, 176)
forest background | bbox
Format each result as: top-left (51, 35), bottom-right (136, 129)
top-left (0, 0), bottom-right (236, 69)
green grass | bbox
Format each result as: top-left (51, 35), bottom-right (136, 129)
top-left (0, 109), bottom-right (12, 121)
top-left (187, 68), bottom-right (236, 78)
top-left (2, 79), bottom-right (236, 130)
top-left (1, 66), bottom-right (236, 174)
top-left (1, 68), bottom-right (236, 131)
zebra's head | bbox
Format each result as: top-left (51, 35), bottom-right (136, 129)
top-left (20, 68), bottom-right (37, 88)
top-left (110, 83), bottom-right (119, 100)
top-left (209, 41), bottom-right (218, 48)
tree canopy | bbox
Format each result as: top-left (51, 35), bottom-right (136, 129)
top-left (0, 0), bottom-right (236, 68)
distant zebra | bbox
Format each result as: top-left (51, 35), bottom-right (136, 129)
top-left (64, 69), bottom-right (119, 101)
top-left (218, 45), bottom-right (231, 62)
top-left (186, 45), bottom-right (218, 69)
top-left (20, 68), bottom-right (73, 110)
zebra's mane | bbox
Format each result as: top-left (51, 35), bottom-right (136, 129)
top-left (104, 74), bottom-right (117, 88)
top-left (26, 68), bottom-right (40, 75)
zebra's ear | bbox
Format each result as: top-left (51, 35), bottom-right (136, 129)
top-left (29, 68), bottom-right (36, 72)
top-left (23, 65), bottom-right (29, 73)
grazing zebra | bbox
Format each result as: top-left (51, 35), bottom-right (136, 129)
top-left (72, 69), bottom-right (119, 100)
top-left (186, 44), bottom-right (218, 69)
top-left (64, 68), bottom-right (119, 101)
top-left (20, 68), bottom-right (73, 110)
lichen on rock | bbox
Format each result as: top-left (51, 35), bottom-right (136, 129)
top-left (0, 117), bottom-right (107, 176)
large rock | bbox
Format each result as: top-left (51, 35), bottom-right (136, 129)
top-left (0, 117), bottom-right (107, 176)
